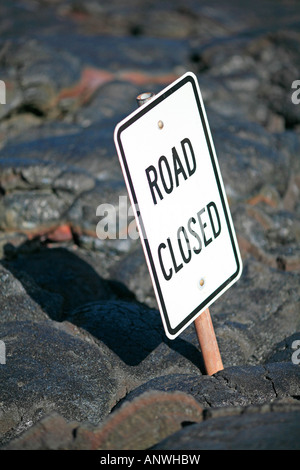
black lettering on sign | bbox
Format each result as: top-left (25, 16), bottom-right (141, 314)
top-left (207, 201), bottom-right (221, 238)
top-left (157, 201), bottom-right (222, 281)
top-left (181, 138), bottom-right (196, 177)
top-left (145, 138), bottom-right (197, 205)
top-left (177, 226), bottom-right (192, 264)
top-left (145, 165), bottom-right (164, 205)
top-left (173, 146), bottom-right (187, 187)
top-left (158, 156), bottom-right (173, 194)
top-left (167, 237), bottom-right (183, 274)
top-left (187, 216), bottom-right (202, 254)
top-left (197, 207), bottom-right (213, 247)
top-left (158, 242), bottom-right (172, 281)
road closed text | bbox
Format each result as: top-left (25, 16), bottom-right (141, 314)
top-left (145, 137), bottom-right (221, 281)
top-left (157, 201), bottom-right (221, 281)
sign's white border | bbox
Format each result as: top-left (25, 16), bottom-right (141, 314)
top-left (114, 71), bottom-right (242, 339)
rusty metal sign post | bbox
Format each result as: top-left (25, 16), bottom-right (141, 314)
top-left (114, 72), bottom-right (242, 375)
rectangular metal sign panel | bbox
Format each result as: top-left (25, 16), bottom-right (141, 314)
top-left (114, 72), bottom-right (242, 339)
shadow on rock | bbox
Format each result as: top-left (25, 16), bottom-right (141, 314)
top-left (67, 299), bottom-right (204, 369)
top-left (1, 242), bottom-right (203, 370)
top-left (1, 243), bottom-right (132, 320)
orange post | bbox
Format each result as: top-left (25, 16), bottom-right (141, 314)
top-left (194, 308), bottom-right (224, 375)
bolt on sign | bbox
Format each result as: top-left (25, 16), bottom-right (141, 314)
top-left (114, 72), bottom-right (243, 339)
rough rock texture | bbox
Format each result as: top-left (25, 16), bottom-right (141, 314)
top-left (0, 0), bottom-right (299, 450)
top-left (115, 362), bottom-right (300, 410)
top-left (0, 320), bottom-right (120, 441)
top-left (152, 400), bottom-right (300, 450)
top-left (2, 390), bottom-right (203, 450)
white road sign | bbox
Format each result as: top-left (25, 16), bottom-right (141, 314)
top-left (114, 71), bottom-right (242, 339)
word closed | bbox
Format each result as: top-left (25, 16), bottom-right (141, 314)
top-left (158, 200), bottom-right (221, 281)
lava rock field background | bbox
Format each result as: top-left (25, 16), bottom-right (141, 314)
top-left (0, 0), bottom-right (299, 450)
